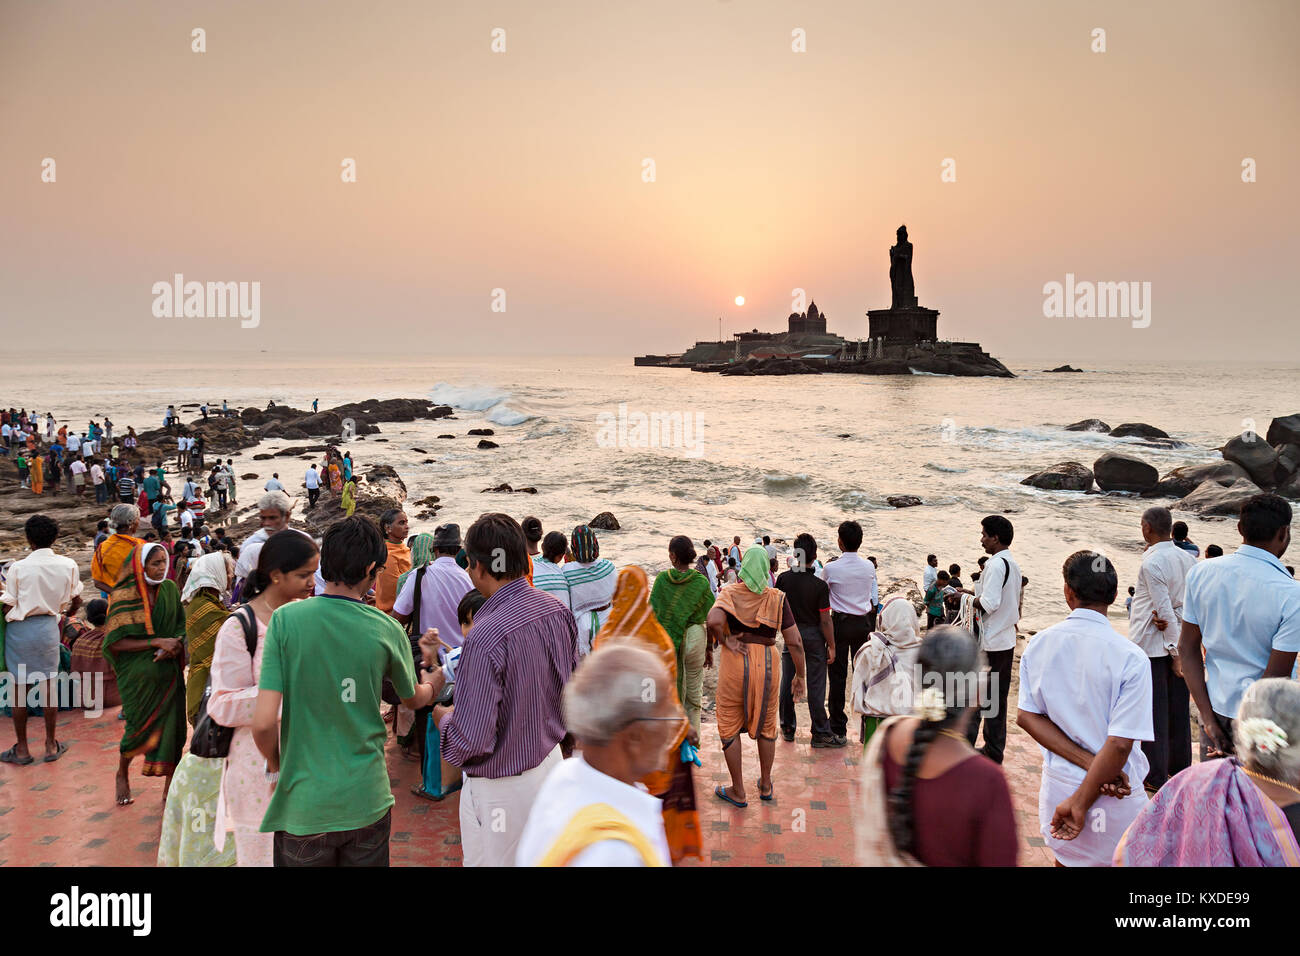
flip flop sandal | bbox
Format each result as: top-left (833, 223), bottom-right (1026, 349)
top-left (0, 747), bottom-right (34, 766)
top-left (714, 785), bottom-right (747, 808)
top-left (43, 742), bottom-right (69, 763)
top-left (757, 780), bottom-right (774, 802)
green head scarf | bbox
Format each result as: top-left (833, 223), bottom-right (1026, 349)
top-left (739, 546), bottom-right (770, 594)
top-left (396, 532), bottom-right (436, 594)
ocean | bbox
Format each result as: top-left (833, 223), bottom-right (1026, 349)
top-left (5, 351), bottom-right (1297, 633)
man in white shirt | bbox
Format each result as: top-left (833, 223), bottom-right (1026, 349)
top-left (90, 459), bottom-right (107, 504)
top-left (66, 432), bottom-right (81, 457)
top-left (818, 520), bottom-right (877, 744)
top-left (264, 474), bottom-right (286, 493)
top-left (233, 491), bottom-right (302, 585)
top-left (177, 435), bottom-right (189, 470)
top-left (922, 553), bottom-right (939, 591)
top-left (516, 644), bottom-right (676, 866)
top-left (393, 524), bottom-right (474, 653)
top-left (966, 514), bottom-right (1022, 764)
top-left (1180, 493), bottom-right (1300, 757)
top-left (1129, 506), bottom-right (1197, 791)
top-left (66, 457), bottom-right (87, 497)
top-left (1, 515), bottom-right (83, 764)
top-left (303, 464), bottom-right (322, 509)
top-left (1016, 550), bottom-right (1152, 867)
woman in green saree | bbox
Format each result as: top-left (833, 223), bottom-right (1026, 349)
top-left (104, 542), bottom-right (187, 806)
top-left (649, 535), bottom-right (715, 744)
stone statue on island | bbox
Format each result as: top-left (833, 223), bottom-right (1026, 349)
top-left (889, 224), bottom-right (916, 309)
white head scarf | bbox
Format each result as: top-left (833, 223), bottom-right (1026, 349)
top-left (181, 551), bottom-right (231, 604)
top-left (875, 596), bottom-right (922, 650)
top-left (141, 542), bottom-right (170, 586)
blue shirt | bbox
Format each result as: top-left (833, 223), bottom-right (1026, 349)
top-left (1173, 539), bottom-right (1200, 558)
top-left (1183, 545), bottom-right (1300, 718)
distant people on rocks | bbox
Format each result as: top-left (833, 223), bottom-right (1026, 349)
top-left (303, 464), bottom-right (321, 508)
top-left (264, 473), bottom-right (285, 493)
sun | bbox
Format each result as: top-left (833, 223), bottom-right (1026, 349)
top-left (734, 295), bottom-right (745, 306)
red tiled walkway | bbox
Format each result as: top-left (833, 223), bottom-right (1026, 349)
top-left (0, 700), bottom-right (1054, 866)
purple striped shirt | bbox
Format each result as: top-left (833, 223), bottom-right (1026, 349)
top-left (438, 576), bottom-right (579, 778)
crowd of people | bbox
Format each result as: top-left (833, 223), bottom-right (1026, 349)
top-left (3, 402), bottom-right (1300, 868)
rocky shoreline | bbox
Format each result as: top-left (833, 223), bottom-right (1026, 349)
top-left (1020, 413), bottom-right (1300, 515)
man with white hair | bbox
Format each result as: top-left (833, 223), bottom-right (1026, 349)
top-left (515, 643), bottom-right (678, 866)
top-left (233, 491), bottom-right (306, 587)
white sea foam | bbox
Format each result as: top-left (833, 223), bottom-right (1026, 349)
top-left (487, 405), bottom-right (535, 426)
top-left (924, 462), bottom-right (968, 473)
top-left (429, 383), bottom-right (511, 411)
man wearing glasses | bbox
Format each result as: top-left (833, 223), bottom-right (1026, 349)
top-left (515, 644), bottom-right (680, 866)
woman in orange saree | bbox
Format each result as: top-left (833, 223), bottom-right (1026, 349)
top-left (593, 566), bottom-right (697, 862)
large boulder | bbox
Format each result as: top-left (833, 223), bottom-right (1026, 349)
top-left (291, 411), bottom-right (344, 436)
top-left (1021, 461), bottom-right (1094, 491)
top-left (1278, 471), bottom-right (1300, 501)
top-left (1222, 434), bottom-right (1282, 487)
top-left (1275, 443), bottom-right (1300, 480)
top-left (1093, 452), bottom-right (1159, 492)
top-left (589, 511), bottom-right (620, 530)
top-left (1110, 423), bottom-right (1169, 440)
top-left (300, 465), bottom-right (408, 535)
top-left (880, 577), bottom-right (926, 618)
top-left (1266, 414), bottom-right (1300, 447)
top-left (1175, 477), bottom-right (1263, 517)
top-left (1154, 460), bottom-right (1251, 498)
top-left (1065, 419), bottom-right (1111, 433)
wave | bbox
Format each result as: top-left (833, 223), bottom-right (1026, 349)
top-left (487, 405), bottom-right (535, 426)
top-left (762, 472), bottom-right (811, 491)
top-left (924, 462), bottom-right (968, 473)
top-left (909, 368), bottom-right (956, 376)
top-left (429, 383), bottom-right (511, 411)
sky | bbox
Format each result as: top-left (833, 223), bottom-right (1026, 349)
top-left (2, 0), bottom-right (1297, 361)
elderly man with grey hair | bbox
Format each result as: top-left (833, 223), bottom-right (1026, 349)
top-left (515, 642), bottom-right (681, 866)
top-left (1130, 505), bottom-right (1197, 793)
top-left (233, 490), bottom-right (303, 586)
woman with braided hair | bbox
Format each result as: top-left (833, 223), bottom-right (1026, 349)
top-left (857, 626), bottom-right (1017, 865)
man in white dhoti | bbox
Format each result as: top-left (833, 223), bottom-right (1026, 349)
top-left (1016, 550), bottom-right (1153, 866)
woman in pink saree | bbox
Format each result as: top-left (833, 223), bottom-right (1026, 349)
top-left (1115, 678), bottom-right (1300, 867)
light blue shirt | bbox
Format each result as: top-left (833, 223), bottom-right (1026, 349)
top-left (1183, 545), bottom-right (1300, 719)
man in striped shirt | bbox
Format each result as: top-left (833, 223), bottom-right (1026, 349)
top-left (432, 513), bottom-right (579, 866)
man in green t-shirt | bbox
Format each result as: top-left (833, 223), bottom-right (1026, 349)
top-left (253, 516), bottom-right (440, 866)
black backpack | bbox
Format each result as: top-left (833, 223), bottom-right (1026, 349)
top-left (190, 605), bottom-right (259, 759)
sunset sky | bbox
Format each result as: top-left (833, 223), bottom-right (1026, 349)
top-left (2, 0), bottom-right (1296, 361)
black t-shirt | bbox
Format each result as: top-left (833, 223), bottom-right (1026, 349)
top-left (775, 569), bottom-right (831, 628)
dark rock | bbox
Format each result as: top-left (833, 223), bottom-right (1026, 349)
top-left (1110, 423), bottom-right (1169, 440)
top-left (837, 433), bottom-right (851, 438)
top-left (477, 439), bottom-right (498, 449)
top-left (259, 420), bottom-right (285, 439)
top-left (886, 495), bottom-right (924, 508)
top-left (1275, 443), bottom-right (1300, 479)
top-left (1175, 477), bottom-right (1263, 517)
top-left (1222, 434), bottom-right (1282, 487)
top-left (1021, 462), bottom-right (1094, 492)
top-left (292, 411), bottom-right (344, 436)
top-left (589, 511), bottom-right (620, 530)
top-left (410, 448), bottom-right (427, 454)
top-left (437, 435), bottom-right (455, 440)
top-left (412, 494), bottom-right (441, 508)
top-left (281, 427), bottom-right (309, 440)
top-left (1266, 414), bottom-right (1300, 448)
top-left (241, 473), bottom-right (259, 480)
top-left (468, 429), bottom-right (495, 436)
top-left (1045, 365), bottom-right (1084, 373)
top-left (374, 439), bottom-right (389, 443)
top-left (253, 453), bottom-right (275, 461)
top-left (1093, 452), bottom-right (1159, 492)
top-left (275, 445), bottom-right (329, 457)
top-left (1154, 460), bottom-right (1251, 498)
top-left (300, 465), bottom-right (407, 536)
top-left (482, 483), bottom-right (514, 493)
top-left (1065, 419), bottom-right (1111, 433)
top-left (1278, 471), bottom-right (1300, 500)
